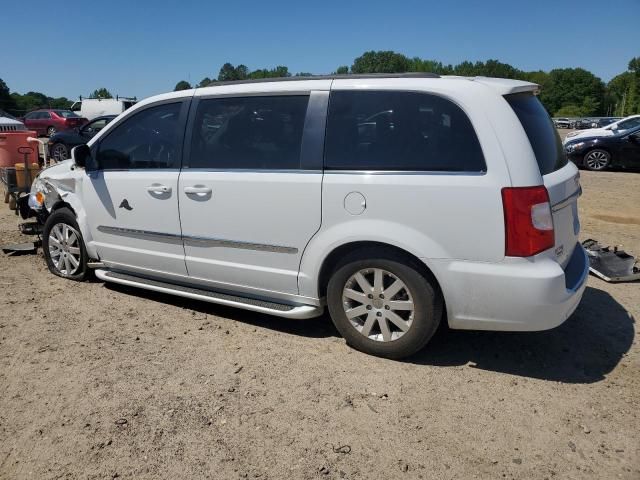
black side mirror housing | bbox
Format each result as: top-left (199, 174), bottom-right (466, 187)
top-left (72, 144), bottom-right (91, 168)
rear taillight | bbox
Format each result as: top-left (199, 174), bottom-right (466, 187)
top-left (501, 186), bottom-right (554, 257)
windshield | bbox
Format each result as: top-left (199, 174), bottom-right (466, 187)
top-left (505, 93), bottom-right (568, 175)
top-left (54, 110), bottom-right (80, 118)
top-left (613, 117), bottom-right (640, 131)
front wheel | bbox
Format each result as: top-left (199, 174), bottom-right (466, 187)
top-left (327, 252), bottom-right (442, 359)
top-left (583, 149), bottom-right (610, 171)
top-left (49, 143), bottom-right (69, 162)
top-left (42, 208), bottom-right (89, 280)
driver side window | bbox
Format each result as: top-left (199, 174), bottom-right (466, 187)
top-left (95, 102), bottom-right (182, 170)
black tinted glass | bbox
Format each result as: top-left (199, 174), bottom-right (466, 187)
top-left (96, 102), bottom-right (182, 170)
top-left (617, 117), bottom-right (640, 130)
top-left (505, 93), bottom-right (568, 175)
top-left (324, 91), bottom-right (486, 172)
top-left (189, 96), bottom-right (309, 170)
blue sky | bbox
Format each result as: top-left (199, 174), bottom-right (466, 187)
top-left (1, 0), bottom-right (637, 100)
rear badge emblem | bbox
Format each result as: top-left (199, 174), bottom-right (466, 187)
top-left (119, 199), bottom-right (133, 211)
top-left (555, 245), bottom-right (564, 257)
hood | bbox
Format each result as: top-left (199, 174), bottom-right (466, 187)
top-left (0, 113), bottom-right (27, 131)
top-left (38, 158), bottom-right (75, 179)
top-left (563, 128), bottom-right (614, 144)
top-left (565, 135), bottom-right (601, 146)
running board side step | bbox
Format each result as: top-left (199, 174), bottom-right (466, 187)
top-left (94, 269), bottom-right (323, 319)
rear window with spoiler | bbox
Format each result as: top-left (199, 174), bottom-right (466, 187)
top-left (505, 93), bottom-right (568, 175)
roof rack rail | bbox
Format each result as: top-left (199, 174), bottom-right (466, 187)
top-left (201, 72), bottom-right (440, 88)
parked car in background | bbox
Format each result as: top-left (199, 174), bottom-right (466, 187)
top-left (574, 118), bottom-right (594, 130)
top-left (590, 117), bottom-right (621, 128)
top-left (564, 114), bottom-right (640, 144)
top-left (48, 115), bottom-right (116, 162)
top-left (27, 74), bottom-right (588, 359)
top-left (565, 125), bottom-right (640, 171)
top-left (554, 117), bottom-right (573, 128)
top-left (0, 109), bottom-right (27, 132)
top-left (70, 97), bottom-right (136, 121)
top-left (21, 109), bottom-right (88, 137)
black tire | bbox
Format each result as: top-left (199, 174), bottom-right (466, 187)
top-left (49, 142), bottom-right (69, 162)
top-left (583, 149), bottom-right (611, 171)
top-left (46, 126), bottom-right (57, 137)
top-left (326, 250), bottom-right (442, 359)
top-left (42, 207), bottom-right (89, 281)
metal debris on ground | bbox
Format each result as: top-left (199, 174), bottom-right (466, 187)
top-left (2, 241), bottom-right (40, 255)
top-left (582, 239), bottom-right (640, 283)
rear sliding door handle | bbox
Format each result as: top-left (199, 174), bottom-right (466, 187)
top-left (184, 186), bottom-right (212, 195)
top-left (146, 185), bottom-right (171, 194)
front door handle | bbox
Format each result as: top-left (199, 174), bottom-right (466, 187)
top-left (146, 184), bottom-right (171, 194)
top-left (184, 186), bottom-right (212, 195)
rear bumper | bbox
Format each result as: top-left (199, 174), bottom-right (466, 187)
top-left (429, 244), bottom-right (589, 331)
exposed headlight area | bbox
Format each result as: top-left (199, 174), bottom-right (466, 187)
top-left (28, 176), bottom-right (48, 210)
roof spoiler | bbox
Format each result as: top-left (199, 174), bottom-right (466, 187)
top-left (471, 77), bottom-right (540, 95)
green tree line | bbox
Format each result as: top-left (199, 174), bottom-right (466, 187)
top-left (2, 52), bottom-right (637, 118)
top-left (175, 52), bottom-right (640, 117)
top-left (0, 85), bottom-right (115, 116)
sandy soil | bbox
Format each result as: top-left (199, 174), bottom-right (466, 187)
top-left (0, 170), bottom-right (638, 480)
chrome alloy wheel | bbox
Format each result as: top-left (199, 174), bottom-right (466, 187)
top-left (342, 268), bottom-right (415, 342)
top-left (585, 150), bottom-right (609, 170)
top-left (48, 223), bottom-right (82, 276)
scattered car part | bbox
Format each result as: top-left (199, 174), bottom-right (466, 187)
top-left (2, 240), bottom-right (41, 256)
top-left (582, 239), bottom-right (640, 283)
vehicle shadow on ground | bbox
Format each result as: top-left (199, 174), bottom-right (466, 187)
top-left (409, 286), bottom-right (635, 384)
top-left (105, 283), bottom-right (634, 383)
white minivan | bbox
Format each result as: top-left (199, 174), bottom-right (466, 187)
top-left (28, 74), bottom-right (588, 358)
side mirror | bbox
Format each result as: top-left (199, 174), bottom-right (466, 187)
top-left (72, 144), bottom-right (91, 168)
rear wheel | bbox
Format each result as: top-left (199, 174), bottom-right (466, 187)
top-left (42, 208), bottom-right (89, 281)
top-left (46, 126), bottom-right (57, 137)
top-left (584, 149), bottom-right (610, 171)
top-left (327, 251), bottom-right (442, 359)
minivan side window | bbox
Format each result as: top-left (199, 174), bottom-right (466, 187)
top-left (95, 102), bottom-right (182, 170)
top-left (324, 91), bottom-right (486, 172)
top-left (188, 95), bottom-right (309, 170)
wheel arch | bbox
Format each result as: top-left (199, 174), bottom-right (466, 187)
top-left (47, 196), bottom-right (97, 259)
top-left (313, 240), bottom-right (444, 308)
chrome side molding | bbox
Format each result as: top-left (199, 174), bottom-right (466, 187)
top-left (97, 225), bottom-right (298, 254)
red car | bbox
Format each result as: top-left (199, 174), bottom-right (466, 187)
top-left (22, 109), bottom-right (88, 137)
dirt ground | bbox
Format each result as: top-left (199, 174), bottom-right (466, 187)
top-left (0, 168), bottom-right (638, 480)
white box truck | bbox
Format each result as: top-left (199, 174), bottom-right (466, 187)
top-left (70, 96), bottom-right (137, 120)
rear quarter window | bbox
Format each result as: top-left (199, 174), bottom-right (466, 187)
top-left (324, 91), bottom-right (486, 172)
top-left (505, 93), bottom-right (568, 175)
